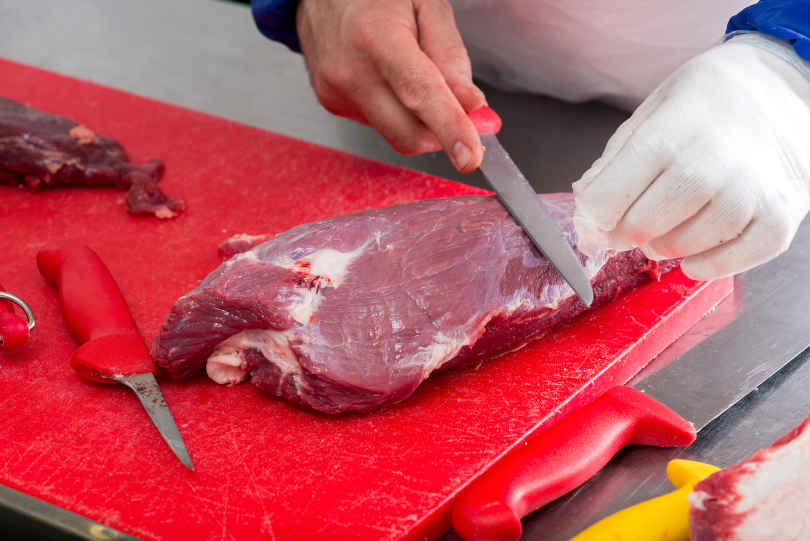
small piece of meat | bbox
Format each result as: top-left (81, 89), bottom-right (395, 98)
top-left (0, 97), bottom-right (183, 218)
top-left (218, 233), bottom-right (273, 259)
top-left (152, 193), bottom-right (678, 414)
top-left (689, 413), bottom-right (810, 540)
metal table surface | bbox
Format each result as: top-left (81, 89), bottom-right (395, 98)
top-left (1, 1), bottom-right (808, 540)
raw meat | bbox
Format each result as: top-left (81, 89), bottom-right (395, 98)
top-left (153, 193), bottom-right (677, 414)
top-left (689, 413), bottom-right (810, 541)
top-left (218, 233), bottom-right (273, 259)
top-left (0, 97), bottom-right (183, 218)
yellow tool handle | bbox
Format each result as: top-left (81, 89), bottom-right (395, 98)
top-left (570, 459), bottom-right (720, 541)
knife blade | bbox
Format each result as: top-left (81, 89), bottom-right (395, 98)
top-left (473, 107), bottom-right (594, 307)
top-left (36, 245), bottom-right (194, 471)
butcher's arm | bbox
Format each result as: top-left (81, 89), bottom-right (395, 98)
top-left (251, 0), bottom-right (486, 173)
top-left (573, 0), bottom-right (810, 280)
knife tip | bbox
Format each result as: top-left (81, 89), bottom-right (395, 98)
top-left (179, 454), bottom-right (195, 471)
top-left (576, 284), bottom-right (595, 307)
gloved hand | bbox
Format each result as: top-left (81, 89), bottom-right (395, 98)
top-left (573, 33), bottom-right (810, 280)
top-left (296, 0), bottom-right (486, 172)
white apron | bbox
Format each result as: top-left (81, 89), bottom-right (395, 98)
top-left (452, 1), bottom-right (752, 109)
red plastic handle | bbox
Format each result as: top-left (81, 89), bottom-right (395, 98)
top-left (37, 245), bottom-right (152, 381)
top-left (355, 105), bottom-right (502, 135)
top-left (451, 386), bottom-right (696, 541)
top-left (0, 282), bottom-right (29, 350)
top-left (467, 106), bottom-right (502, 134)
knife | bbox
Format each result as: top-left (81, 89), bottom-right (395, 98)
top-left (37, 245), bottom-right (194, 471)
top-left (449, 271), bottom-right (798, 541)
top-left (470, 106), bottom-right (594, 307)
top-left (356, 106), bottom-right (594, 307)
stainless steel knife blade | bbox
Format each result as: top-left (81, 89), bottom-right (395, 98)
top-left (479, 133), bottom-right (594, 306)
top-left (113, 372), bottom-right (195, 471)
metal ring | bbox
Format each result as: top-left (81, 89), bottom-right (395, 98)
top-left (0, 291), bottom-right (36, 331)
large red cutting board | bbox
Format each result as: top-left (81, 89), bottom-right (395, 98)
top-left (0, 59), bottom-right (732, 541)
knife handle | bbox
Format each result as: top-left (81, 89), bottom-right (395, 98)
top-left (451, 386), bottom-right (696, 541)
top-left (467, 106), bottom-right (502, 134)
top-left (571, 459), bottom-right (719, 541)
top-left (37, 245), bottom-right (152, 382)
top-left (355, 105), bottom-right (502, 135)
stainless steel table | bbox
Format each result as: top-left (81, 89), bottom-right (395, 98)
top-left (1, 1), bottom-right (808, 539)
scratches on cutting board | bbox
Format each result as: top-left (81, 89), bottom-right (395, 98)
top-left (226, 431), bottom-right (277, 541)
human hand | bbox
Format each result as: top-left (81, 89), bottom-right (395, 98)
top-left (296, 0), bottom-right (486, 172)
top-left (573, 33), bottom-right (810, 280)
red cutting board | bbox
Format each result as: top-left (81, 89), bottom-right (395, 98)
top-left (0, 59), bottom-right (732, 541)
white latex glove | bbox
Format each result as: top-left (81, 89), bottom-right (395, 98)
top-left (573, 33), bottom-right (810, 280)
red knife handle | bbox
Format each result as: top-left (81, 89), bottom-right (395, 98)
top-left (467, 106), bottom-right (502, 134)
top-left (0, 283), bottom-right (29, 350)
top-left (451, 386), bottom-right (696, 541)
top-left (36, 245), bottom-right (152, 381)
top-left (355, 105), bottom-right (502, 135)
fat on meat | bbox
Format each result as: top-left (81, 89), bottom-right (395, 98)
top-left (689, 413), bottom-right (810, 541)
top-left (153, 193), bottom-right (677, 414)
top-left (0, 97), bottom-right (183, 218)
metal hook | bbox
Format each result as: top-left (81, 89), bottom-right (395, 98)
top-left (0, 291), bottom-right (36, 331)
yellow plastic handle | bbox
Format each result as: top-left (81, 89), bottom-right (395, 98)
top-left (570, 459), bottom-right (720, 541)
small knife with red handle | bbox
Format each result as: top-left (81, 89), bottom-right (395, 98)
top-left (37, 245), bottom-right (194, 470)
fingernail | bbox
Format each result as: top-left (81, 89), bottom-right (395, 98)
top-left (452, 141), bottom-right (472, 170)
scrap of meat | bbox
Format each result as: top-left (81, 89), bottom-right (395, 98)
top-left (218, 233), bottom-right (273, 259)
top-left (0, 97), bottom-right (183, 218)
top-left (153, 194), bottom-right (678, 414)
top-left (689, 413), bottom-right (810, 540)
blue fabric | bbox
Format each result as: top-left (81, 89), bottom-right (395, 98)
top-left (251, 0), bottom-right (302, 52)
top-left (728, 1), bottom-right (810, 61)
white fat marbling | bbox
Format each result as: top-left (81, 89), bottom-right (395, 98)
top-left (206, 329), bottom-right (302, 393)
top-left (289, 284), bottom-right (324, 325)
top-left (502, 286), bottom-right (535, 314)
top-left (688, 490), bottom-right (710, 511)
top-left (299, 244), bottom-right (368, 287)
top-left (284, 242), bottom-right (371, 324)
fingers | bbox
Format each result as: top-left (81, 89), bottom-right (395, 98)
top-left (573, 104), bottom-right (678, 234)
top-left (641, 185), bottom-right (756, 261)
top-left (415, 0), bottom-right (486, 113)
top-left (368, 25), bottom-right (483, 172)
top-left (680, 212), bottom-right (798, 280)
top-left (298, 0), bottom-right (483, 170)
top-left (354, 82), bottom-right (442, 155)
top-left (607, 154), bottom-right (726, 249)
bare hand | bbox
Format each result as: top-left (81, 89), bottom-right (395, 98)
top-left (296, 0), bottom-right (486, 172)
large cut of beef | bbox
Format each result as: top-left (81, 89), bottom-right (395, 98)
top-left (0, 97), bottom-right (183, 218)
top-left (689, 413), bottom-right (810, 540)
top-left (153, 193), bottom-right (677, 414)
